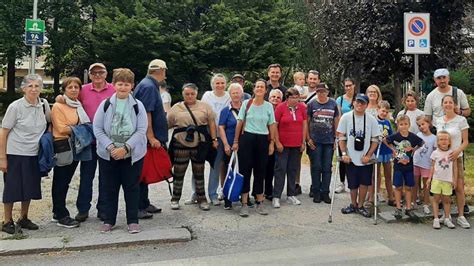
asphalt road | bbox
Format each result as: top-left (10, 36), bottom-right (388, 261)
top-left (1, 161), bottom-right (473, 265)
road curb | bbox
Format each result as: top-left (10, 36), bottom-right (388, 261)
top-left (0, 227), bottom-right (191, 256)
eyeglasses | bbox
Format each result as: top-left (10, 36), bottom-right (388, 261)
top-left (89, 71), bottom-right (106, 76)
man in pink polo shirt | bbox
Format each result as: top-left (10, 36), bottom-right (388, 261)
top-left (76, 63), bottom-right (115, 222)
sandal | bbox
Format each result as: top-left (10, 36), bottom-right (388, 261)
top-left (341, 204), bottom-right (357, 214)
top-left (358, 207), bottom-right (372, 218)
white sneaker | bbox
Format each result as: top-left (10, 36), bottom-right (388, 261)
top-left (377, 193), bottom-right (386, 203)
top-left (456, 216), bottom-right (471, 229)
top-left (184, 198), bottom-right (198, 205)
top-left (217, 187), bottom-right (224, 201)
top-left (433, 218), bottom-right (441, 229)
top-left (335, 182), bottom-right (345, 193)
top-left (439, 213), bottom-right (446, 224)
top-left (444, 218), bottom-right (455, 229)
top-left (423, 205), bottom-right (431, 215)
top-left (272, 198), bottom-right (280, 208)
top-left (170, 201), bottom-right (180, 210)
top-left (287, 196), bottom-right (301, 205)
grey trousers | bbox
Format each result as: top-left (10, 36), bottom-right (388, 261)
top-left (273, 147), bottom-right (302, 198)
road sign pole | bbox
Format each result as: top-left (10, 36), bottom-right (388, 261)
top-left (29, 0), bottom-right (38, 74)
top-left (414, 54), bottom-right (419, 93)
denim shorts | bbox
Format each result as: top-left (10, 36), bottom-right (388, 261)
top-left (393, 169), bottom-right (415, 188)
top-left (377, 153), bottom-right (392, 164)
top-left (346, 163), bottom-right (373, 189)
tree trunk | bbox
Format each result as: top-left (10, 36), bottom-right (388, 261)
top-left (52, 17), bottom-right (61, 95)
top-left (7, 54), bottom-right (16, 95)
top-left (393, 75), bottom-right (402, 114)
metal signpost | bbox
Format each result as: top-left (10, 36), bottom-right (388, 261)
top-left (25, 0), bottom-right (44, 74)
top-left (404, 12), bottom-right (430, 93)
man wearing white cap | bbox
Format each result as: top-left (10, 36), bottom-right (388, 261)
top-left (133, 59), bottom-right (169, 219)
top-left (424, 68), bottom-right (471, 121)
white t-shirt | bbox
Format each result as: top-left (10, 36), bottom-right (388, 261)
top-left (366, 107), bottom-right (378, 119)
top-left (396, 109), bottom-right (424, 134)
top-left (430, 149), bottom-right (454, 183)
top-left (201, 91), bottom-right (230, 136)
top-left (160, 90), bottom-right (171, 104)
top-left (294, 85), bottom-right (308, 96)
top-left (424, 87), bottom-right (469, 120)
top-left (434, 115), bottom-right (469, 157)
top-left (413, 132), bottom-right (437, 170)
top-left (337, 110), bottom-right (381, 166)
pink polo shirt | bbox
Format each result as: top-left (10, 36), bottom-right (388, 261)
top-left (79, 82), bottom-right (115, 122)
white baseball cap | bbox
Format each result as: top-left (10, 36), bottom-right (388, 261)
top-left (433, 68), bottom-right (449, 78)
top-left (148, 59), bottom-right (167, 70)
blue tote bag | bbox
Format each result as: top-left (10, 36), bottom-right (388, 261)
top-left (223, 152), bottom-right (244, 202)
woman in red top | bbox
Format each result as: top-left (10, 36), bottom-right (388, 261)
top-left (272, 88), bottom-right (307, 208)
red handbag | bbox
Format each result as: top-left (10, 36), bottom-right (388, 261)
top-left (140, 146), bottom-right (173, 195)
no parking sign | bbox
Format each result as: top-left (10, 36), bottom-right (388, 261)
top-left (404, 13), bottom-right (430, 54)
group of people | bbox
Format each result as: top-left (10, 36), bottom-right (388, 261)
top-left (1, 60), bottom-right (471, 235)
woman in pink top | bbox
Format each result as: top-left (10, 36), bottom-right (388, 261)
top-left (272, 88), bottom-right (307, 208)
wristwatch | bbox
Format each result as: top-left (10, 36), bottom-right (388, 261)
top-left (342, 152), bottom-right (347, 156)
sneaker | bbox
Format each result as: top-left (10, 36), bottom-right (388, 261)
top-left (287, 196), bottom-right (301, 205)
top-left (405, 209), bottom-right (418, 222)
top-left (394, 208), bottom-right (403, 219)
top-left (17, 217), bottom-right (39, 230)
top-left (341, 204), bottom-right (357, 214)
top-left (217, 187), bottom-right (224, 201)
top-left (313, 193), bottom-right (321, 203)
top-left (51, 215), bottom-right (59, 223)
top-left (145, 204), bottom-right (162, 213)
top-left (377, 193), bottom-right (386, 203)
top-left (184, 198), bottom-right (198, 205)
top-left (137, 209), bottom-right (153, 219)
top-left (224, 199), bottom-right (232, 210)
top-left (433, 218), bottom-right (441, 229)
top-left (256, 203), bottom-right (268, 215)
top-left (170, 201), bottom-right (180, 210)
top-left (423, 205), bottom-right (431, 215)
top-left (75, 212), bottom-right (89, 222)
top-left (57, 216), bottom-right (80, 228)
top-left (247, 197), bottom-right (255, 208)
top-left (444, 218), bottom-right (455, 229)
top-left (321, 194), bottom-right (331, 204)
top-left (387, 200), bottom-right (396, 207)
top-left (463, 204), bottom-right (470, 215)
top-left (272, 198), bottom-right (280, 208)
top-left (2, 220), bottom-right (21, 235)
top-left (456, 216), bottom-right (471, 229)
top-left (416, 199), bottom-right (422, 205)
top-left (198, 201), bottom-right (210, 211)
top-left (358, 207), bottom-right (372, 218)
top-left (335, 182), bottom-right (345, 193)
top-left (295, 184), bottom-right (302, 195)
top-left (100, 223), bottom-right (113, 233)
top-left (128, 223), bottom-right (141, 234)
top-left (439, 214), bottom-right (446, 224)
top-left (309, 185), bottom-right (314, 198)
top-left (211, 200), bottom-right (221, 206)
top-left (239, 205), bottom-right (249, 217)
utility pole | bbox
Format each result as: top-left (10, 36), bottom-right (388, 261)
top-left (29, 0), bottom-right (39, 74)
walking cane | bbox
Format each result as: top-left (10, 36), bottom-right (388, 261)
top-left (328, 139), bottom-right (340, 223)
top-left (373, 137), bottom-right (382, 225)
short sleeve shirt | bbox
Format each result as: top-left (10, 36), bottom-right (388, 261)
top-left (238, 100), bottom-right (275, 135)
top-left (386, 132), bottom-right (423, 171)
top-left (307, 99), bottom-right (338, 144)
top-left (219, 105), bottom-right (239, 146)
top-left (201, 91), bottom-right (230, 136)
top-left (414, 133), bottom-right (437, 170)
top-left (275, 102), bottom-right (307, 147)
top-left (424, 87), bottom-right (469, 120)
top-left (430, 149), bottom-right (454, 183)
top-left (336, 96), bottom-right (352, 114)
top-left (79, 82), bottom-right (115, 122)
top-left (336, 111), bottom-right (381, 166)
top-left (433, 115), bottom-right (469, 157)
top-left (396, 109), bottom-right (424, 134)
top-left (161, 91), bottom-right (172, 104)
top-left (1, 97), bottom-right (49, 155)
top-left (167, 101), bottom-right (215, 147)
top-left (133, 76), bottom-right (168, 142)
top-left (376, 118), bottom-right (393, 156)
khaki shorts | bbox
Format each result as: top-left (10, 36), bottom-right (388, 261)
top-left (430, 179), bottom-right (453, 196)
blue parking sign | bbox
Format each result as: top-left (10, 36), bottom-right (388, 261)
top-left (408, 39), bottom-right (415, 47)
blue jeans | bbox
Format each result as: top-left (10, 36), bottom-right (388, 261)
top-left (190, 139), bottom-right (224, 201)
top-left (76, 144), bottom-right (106, 214)
top-left (308, 143), bottom-right (334, 195)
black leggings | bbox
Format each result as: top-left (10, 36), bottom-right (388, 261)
top-left (338, 146), bottom-right (347, 183)
top-left (238, 132), bottom-right (269, 195)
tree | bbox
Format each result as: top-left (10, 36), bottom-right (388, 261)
top-left (308, 1), bottom-right (470, 112)
top-left (0, 1), bottom-right (32, 94)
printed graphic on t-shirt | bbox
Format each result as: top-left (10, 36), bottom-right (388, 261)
top-left (437, 155), bottom-right (450, 170)
top-left (311, 108), bottom-right (336, 135)
top-left (393, 140), bottom-right (412, 162)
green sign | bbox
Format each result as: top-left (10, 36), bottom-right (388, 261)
top-left (25, 19), bottom-right (45, 32)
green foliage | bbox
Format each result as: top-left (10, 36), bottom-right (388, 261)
top-left (450, 67), bottom-right (474, 95)
top-left (468, 95), bottom-right (474, 142)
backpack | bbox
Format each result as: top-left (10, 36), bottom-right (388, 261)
top-left (452, 86), bottom-right (458, 106)
top-left (103, 97), bottom-right (139, 115)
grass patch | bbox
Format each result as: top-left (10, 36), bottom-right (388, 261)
top-left (2, 233), bottom-right (28, 240)
top-left (464, 143), bottom-right (474, 205)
